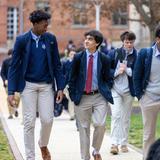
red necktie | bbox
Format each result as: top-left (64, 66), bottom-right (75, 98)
top-left (85, 55), bottom-right (93, 93)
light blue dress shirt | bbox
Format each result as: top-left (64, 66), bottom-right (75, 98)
top-left (31, 30), bottom-right (41, 48)
top-left (86, 49), bottom-right (98, 91)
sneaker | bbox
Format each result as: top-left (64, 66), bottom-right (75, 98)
top-left (110, 145), bottom-right (119, 155)
top-left (8, 115), bottom-right (13, 119)
top-left (14, 110), bottom-right (18, 117)
top-left (121, 145), bottom-right (129, 153)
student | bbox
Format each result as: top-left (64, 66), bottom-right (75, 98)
top-left (109, 31), bottom-right (137, 154)
top-left (7, 10), bottom-right (64, 160)
top-left (1, 49), bottom-right (20, 119)
top-left (133, 25), bottom-right (160, 160)
top-left (68, 30), bottom-right (113, 160)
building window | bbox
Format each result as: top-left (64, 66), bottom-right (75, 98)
top-left (7, 7), bottom-right (19, 40)
top-left (35, 0), bottom-right (50, 13)
top-left (72, 2), bottom-right (88, 27)
top-left (112, 8), bottom-right (128, 26)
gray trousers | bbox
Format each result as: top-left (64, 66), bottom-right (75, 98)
top-left (75, 93), bottom-right (108, 160)
top-left (21, 82), bottom-right (54, 160)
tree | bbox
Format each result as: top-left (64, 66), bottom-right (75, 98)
top-left (130, 0), bottom-right (160, 42)
top-left (58, 0), bottom-right (160, 42)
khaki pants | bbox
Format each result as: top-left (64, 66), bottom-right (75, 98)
top-left (75, 93), bottom-right (108, 160)
top-left (140, 94), bottom-right (160, 160)
top-left (21, 81), bottom-right (54, 160)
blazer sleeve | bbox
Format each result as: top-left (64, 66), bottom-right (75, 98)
top-left (51, 35), bottom-right (65, 91)
top-left (68, 54), bottom-right (80, 101)
top-left (133, 49), bottom-right (146, 100)
top-left (8, 36), bottom-right (24, 95)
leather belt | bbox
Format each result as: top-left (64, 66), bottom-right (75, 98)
top-left (83, 90), bottom-right (99, 95)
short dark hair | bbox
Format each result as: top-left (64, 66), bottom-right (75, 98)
top-left (146, 139), bottom-right (160, 160)
top-left (120, 31), bottom-right (136, 42)
top-left (8, 49), bottom-right (13, 56)
top-left (155, 25), bottom-right (160, 38)
top-left (84, 30), bottom-right (103, 49)
top-left (29, 10), bottom-right (51, 24)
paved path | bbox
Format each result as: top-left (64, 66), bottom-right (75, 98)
top-left (0, 79), bottom-right (143, 160)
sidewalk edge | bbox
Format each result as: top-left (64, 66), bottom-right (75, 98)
top-left (0, 111), bottom-right (24, 160)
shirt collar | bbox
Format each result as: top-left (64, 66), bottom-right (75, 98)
top-left (86, 49), bottom-right (98, 58)
top-left (123, 48), bottom-right (134, 55)
top-left (153, 43), bottom-right (160, 57)
top-left (31, 30), bottom-right (41, 41)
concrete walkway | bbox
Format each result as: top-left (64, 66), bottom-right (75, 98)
top-left (0, 79), bottom-right (143, 160)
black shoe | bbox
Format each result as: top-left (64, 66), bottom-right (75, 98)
top-left (15, 110), bottom-right (18, 117)
top-left (8, 115), bottom-right (13, 119)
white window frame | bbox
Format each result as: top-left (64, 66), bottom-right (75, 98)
top-left (7, 7), bottom-right (19, 40)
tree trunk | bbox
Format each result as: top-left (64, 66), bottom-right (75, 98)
top-left (148, 24), bottom-right (157, 45)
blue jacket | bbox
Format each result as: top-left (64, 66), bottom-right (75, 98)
top-left (8, 31), bottom-right (65, 95)
top-left (133, 47), bottom-right (153, 100)
top-left (108, 47), bottom-right (137, 97)
top-left (68, 51), bottom-right (113, 105)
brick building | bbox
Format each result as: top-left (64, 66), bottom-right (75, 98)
top-left (0, 0), bottom-right (129, 64)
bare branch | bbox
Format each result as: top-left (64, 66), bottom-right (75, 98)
top-left (130, 0), bottom-right (151, 25)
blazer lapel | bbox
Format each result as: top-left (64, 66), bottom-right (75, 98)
top-left (145, 48), bottom-right (153, 77)
top-left (81, 51), bottom-right (87, 81)
top-left (97, 52), bottom-right (102, 81)
top-left (23, 32), bottom-right (32, 75)
top-left (44, 35), bottom-right (53, 75)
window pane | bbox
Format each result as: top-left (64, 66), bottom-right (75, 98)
top-left (112, 8), bottom-right (128, 26)
top-left (7, 7), bottom-right (19, 40)
top-left (72, 2), bottom-right (87, 26)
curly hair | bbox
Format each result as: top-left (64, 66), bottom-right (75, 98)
top-left (29, 10), bottom-right (51, 24)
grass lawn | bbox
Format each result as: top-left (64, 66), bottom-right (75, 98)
top-left (106, 110), bottom-right (160, 148)
top-left (0, 121), bottom-right (14, 160)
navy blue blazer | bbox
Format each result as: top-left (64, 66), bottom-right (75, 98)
top-left (68, 51), bottom-right (113, 105)
top-left (133, 47), bottom-right (153, 100)
top-left (108, 47), bottom-right (137, 97)
top-left (8, 31), bottom-right (65, 95)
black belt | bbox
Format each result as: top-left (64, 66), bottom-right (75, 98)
top-left (83, 90), bottom-right (99, 95)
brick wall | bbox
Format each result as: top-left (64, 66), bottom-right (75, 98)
top-left (0, 0), bottom-right (128, 53)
